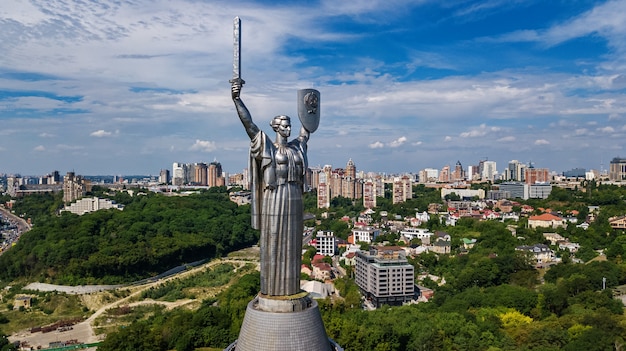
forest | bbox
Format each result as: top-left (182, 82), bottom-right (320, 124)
top-left (0, 187), bottom-right (258, 284)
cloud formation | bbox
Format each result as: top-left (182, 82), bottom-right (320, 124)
top-left (0, 0), bottom-right (623, 175)
top-left (190, 140), bottom-right (217, 153)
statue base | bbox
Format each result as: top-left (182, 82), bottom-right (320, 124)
top-left (224, 294), bottom-right (343, 351)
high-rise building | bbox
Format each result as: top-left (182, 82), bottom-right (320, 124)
top-left (609, 157), bottom-right (626, 181)
top-left (362, 180), bottom-right (376, 209)
top-left (507, 160), bottom-right (526, 181)
top-left (439, 165), bottom-right (450, 183)
top-left (194, 162), bottom-right (208, 186)
top-left (172, 162), bottom-right (187, 186)
top-left (345, 159), bottom-right (356, 179)
top-left (317, 170), bottom-right (330, 209)
top-left (208, 161), bottom-right (223, 187)
top-left (355, 246), bottom-right (415, 308)
top-left (63, 172), bottom-right (87, 203)
top-left (159, 169), bottom-right (170, 184)
top-left (419, 168), bottom-right (438, 183)
top-left (392, 176), bottom-right (412, 204)
top-left (480, 160), bottom-right (497, 181)
top-left (524, 167), bottom-right (550, 185)
top-left (453, 161), bottom-right (464, 181)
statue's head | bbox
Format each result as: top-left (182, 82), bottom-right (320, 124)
top-left (270, 115), bottom-right (291, 138)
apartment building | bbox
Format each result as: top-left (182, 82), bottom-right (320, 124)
top-left (315, 231), bottom-right (337, 256)
top-left (355, 246), bottom-right (415, 307)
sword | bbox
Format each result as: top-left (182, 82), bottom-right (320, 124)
top-left (229, 16), bottom-right (245, 86)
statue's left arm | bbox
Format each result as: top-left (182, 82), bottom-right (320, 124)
top-left (298, 125), bottom-right (310, 144)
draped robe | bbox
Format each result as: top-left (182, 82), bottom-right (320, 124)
top-left (249, 130), bottom-right (307, 296)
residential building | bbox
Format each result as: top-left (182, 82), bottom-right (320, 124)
top-left (498, 182), bottom-right (529, 200)
top-left (419, 168), bottom-right (438, 183)
top-left (524, 167), bottom-right (550, 185)
top-left (392, 176), bottom-right (412, 204)
top-left (63, 172), bottom-right (87, 203)
top-left (609, 157), bottom-right (626, 181)
top-left (208, 161), bottom-right (224, 187)
top-left (529, 183), bottom-right (552, 199)
top-left (194, 162), bottom-right (208, 185)
top-left (609, 215), bottom-right (626, 230)
top-left (172, 162), bottom-right (187, 186)
top-left (317, 169), bottom-right (330, 208)
top-left (362, 180), bottom-right (376, 209)
top-left (355, 246), bottom-right (415, 307)
top-left (528, 213), bottom-right (566, 229)
top-left (399, 228), bottom-right (433, 243)
top-left (507, 160), bottom-right (526, 181)
top-left (480, 160), bottom-right (497, 181)
top-left (440, 188), bottom-right (485, 200)
top-left (453, 161), bottom-right (464, 181)
top-left (439, 165), bottom-right (450, 183)
top-left (316, 231), bottom-right (338, 256)
top-left (159, 169), bottom-right (170, 184)
top-left (62, 197), bottom-right (124, 215)
top-left (351, 226), bottom-right (380, 244)
top-left (516, 244), bottom-right (554, 266)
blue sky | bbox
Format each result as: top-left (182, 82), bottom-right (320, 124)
top-left (1, 0), bottom-right (625, 176)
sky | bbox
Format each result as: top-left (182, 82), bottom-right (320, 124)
top-left (1, 0), bottom-right (626, 176)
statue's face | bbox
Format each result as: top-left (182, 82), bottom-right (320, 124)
top-left (278, 119), bottom-right (291, 138)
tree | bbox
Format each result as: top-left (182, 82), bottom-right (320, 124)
top-left (0, 333), bottom-right (17, 351)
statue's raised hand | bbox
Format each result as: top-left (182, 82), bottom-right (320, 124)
top-left (231, 80), bottom-right (242, 100)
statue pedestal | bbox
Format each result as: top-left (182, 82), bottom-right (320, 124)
top-left (224, 294), bottom-right (343, 351)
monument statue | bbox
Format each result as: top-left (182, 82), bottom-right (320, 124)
top-left (232, 81), bottom-right (315, 296)
top-left (225, 17), bottom-right (341, 351)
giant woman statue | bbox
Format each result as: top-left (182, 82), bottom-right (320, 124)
top-left (232, 80), bottom-right (319, 297)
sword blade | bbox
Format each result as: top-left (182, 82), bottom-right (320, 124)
top-left (232, 16), bottom-right (241, 82)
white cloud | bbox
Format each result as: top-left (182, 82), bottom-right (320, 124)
top-left (494, 0), bottom-right (626, 50)
top-left (39, 132), bottom-right (55, 138)
top-left (444, 136), bottom-right (452, 142)
top-left (460, 124), bottom-right (501, 138)
top-left (412, 141), bottom-right (423, 146)
top-left (34, 145), bottom-right (45, 152)
top-left (369, 141), bottom-right (384, 149)
top-left (90, 130), bottom-right (113, 137)
top-left (497, 136), bottom-right (515, 142)
top-left (534, 139), bottom-right (550, 145)
top-left (56, 144), bottom-right (84, 151)
top-left (190, 139), bottom-right (217, 152)
top-left (597, 126), bottom-right (615, 133)
top-left (388, 136), bottom-right (407, 148)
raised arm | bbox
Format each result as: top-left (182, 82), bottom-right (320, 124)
top-left (232, 81), bottom-right (259, 139)
top-left (298, 125), bottom-right (310, 143)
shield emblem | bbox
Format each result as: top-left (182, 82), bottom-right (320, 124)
top-left (297, 89), bottom-right (320, 133)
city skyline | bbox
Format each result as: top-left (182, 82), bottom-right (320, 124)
top-left (2, 1), bottom-right (625, 175)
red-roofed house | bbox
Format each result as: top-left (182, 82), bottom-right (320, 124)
top-left (312, 262), bottom-right (333, 281)
top-left (312, 254), bottom-right (325, 263)
top-left (528, 213), bottom-right (566, 229)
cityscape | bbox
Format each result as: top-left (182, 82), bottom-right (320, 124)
top-left (3, 152), bottom-right (626, 349)
top-left (3, 154), bottom-right (626, 204)
top-left (3, 0), bottom-right (626, 350)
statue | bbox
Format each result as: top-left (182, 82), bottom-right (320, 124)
top-left (231, 81), bottom-right (319, 296)
top-left (225, 17), bottom-right (340, 351)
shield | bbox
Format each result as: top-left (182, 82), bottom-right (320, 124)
top-left (297, 89), bottom-right (320, 133)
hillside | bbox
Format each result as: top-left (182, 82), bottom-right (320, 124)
top-left (0, 188), bottom-right (258, 285)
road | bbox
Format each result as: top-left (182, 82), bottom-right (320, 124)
top-left (0, 205), bottom-right (31, 255)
